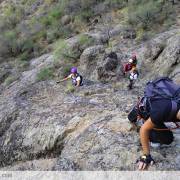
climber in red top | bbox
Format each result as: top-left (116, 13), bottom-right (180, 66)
top-left (123, 53), bottom-right (138, 76)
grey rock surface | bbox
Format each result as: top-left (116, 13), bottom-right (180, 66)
top-left (0, 22), bottom-right (179, 171)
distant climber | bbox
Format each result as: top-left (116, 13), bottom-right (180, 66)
top-left (56, 67), bottom-right (83, 86)
top-left (128, 67), bottom-right (139, 89)
top-left (122, 53), bottom-right (139, 89)
top-left (123, 54), bottom-right (138, 76)
top-left (128, 77), bottom-right (180, 170)
top-left (123, 59), bottom-right (133, 76)
top-left (131, 53), bottom-right (138, 67)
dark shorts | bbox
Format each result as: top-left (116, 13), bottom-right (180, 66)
top-left (149, 123), bottom-right (174, 145)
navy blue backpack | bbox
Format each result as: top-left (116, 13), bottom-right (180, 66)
top-left (138, 77), bottom-right (180, 121)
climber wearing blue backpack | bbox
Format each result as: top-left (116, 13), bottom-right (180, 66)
top-left (128, 77), bottom-right (180, 170)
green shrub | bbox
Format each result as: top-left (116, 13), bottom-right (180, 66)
top-left (46, 28), bottom-right (60, 43)
top-left (24, 0), bottom-right (37, 6)
top-left (59, 25), bottom-right (74, 38)
top-left (0, 0), bottom-right (177, 65)
top-left (36, 1), bottom-right (72, 42)
top-left (17, 51), bottom-right (30, 61)
top-left (65, 82), bottom-right (75, 93)
top-left (40, 16), bottom-right (54, 27)
top-left (53, 40), bottom-right (70, 61)
top-left (4, 75), bottom-right (18, 86)
top-left (78, 34), bottom-right (94, 47)
top-left (53, 39), bottom-right (78, 63)
top-left (34, 30), bottom-right (47, 41)
top-left (2, 4), bottom-right (25, 29)
top-left (39, 2), bottom-right (65, 27)
top-left (55, 22), bottom-right (73, 37)
top-left (49, 6), bottom-right (63, 19)
top-left (163, 17), bottom-right (175, 28)
top-left (36, 67), bottom-right (54, 81)
top-left (17, 60), bottom-right (29, 71)
top-left (79, 9), bottom-right (94, 22)
top-left (136, 28), bottom-right (155, 42)
top-left (128, 1), bottom-right (160, 29)
top-left (73, 15), bottom-right (87, 32)
top-left (2, 30), bottom-right (19, 56)
top-left (127, 0), bottom-right (174, 30)
top-left (53, 35), bottom-right (93, 69)
top-left (44, 0), bottom-right (57, 5)
top-left (20, 39), bottom-right (35, 53)
top-left (105, 0), bottom-right (127, 8)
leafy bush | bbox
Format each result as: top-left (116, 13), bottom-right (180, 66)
top-left (79, 9), bottom-right (94, 22)
top-left (127, 0), bottom-right (175, 30)
top-left (105, 0), bottom-right (127, 8)
top-left (20, 39), bottom-right (35, 53)
top-left (0, 30), bottom-right (20, 56)
top-left (66, 0), bottom-right (103, 22)
top-left (33, 30), bottom-right (47, 41)
top-left (39, 1), bottom-right (65, 27)
top-left (163, 17), bottom-right (175, 28)
top-left (46, 29), bottom-right (60, 44)
top-left (36, 67), bottom-right (54, 81)
top-left (17, 60), bottom-right (29, 71)
top-left (40, 16), bottom-right (54, 27)
top-left (128, 1), bottom-right (160, 29)
top-left (78, 34), bottom-right (94, 46)
top-left (73, 15), bottom-right (87, 32)
top-left (65, 82), bottom-right (75, 93)
top-left (54, 34), bottom-right (93, 64)
top-left (2, 4), bottom-right (25, 29)
top-left (4, 75), bottom-right (18, 86)
top-left (136, 28), bottom-right (155, 42)
top-left (53, 39), bottom-right (78, 63)
top-left (0, 0), bottom-right (177, 64)
top-left (49, 6), bottom-right (63, 19)
top-left (17, 52), bottom-right (30, 61)
top-left (53, 40), bottom-right (70, 61)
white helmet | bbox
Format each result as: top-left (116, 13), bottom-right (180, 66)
top-left (129, 59), bottom-right (133, 63)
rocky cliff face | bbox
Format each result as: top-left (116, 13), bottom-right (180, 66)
top-left (0, 26), bottom-right (179, 170)
top-left (0, 0), bottom-right (180, 170)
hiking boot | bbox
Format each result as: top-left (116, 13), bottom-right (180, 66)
top-left (128, 84), bottom-right (133, 90)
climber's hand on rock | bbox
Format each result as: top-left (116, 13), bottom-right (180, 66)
top-left (137, 154), bottom-right (155, 170)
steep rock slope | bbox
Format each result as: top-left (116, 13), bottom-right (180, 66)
top-left (0, 27), bottom-right (179, 170)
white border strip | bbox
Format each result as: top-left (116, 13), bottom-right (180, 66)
top-left (0, 171), bottom-right (179, 180)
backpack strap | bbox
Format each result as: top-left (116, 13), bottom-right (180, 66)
top-left (76, 73), bottom-right (83, 86)
top-left (174, 88), bottom-right (180, 100)
top-left (168, 86), bottom-right (180, 121)
top-left (168, 101), bottom-right (177, 121)
top-left (151, 77), bottom-right (172, 84)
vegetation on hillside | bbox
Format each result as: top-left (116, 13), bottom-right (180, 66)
top-left (0, 0), bottom-right (177, 71)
